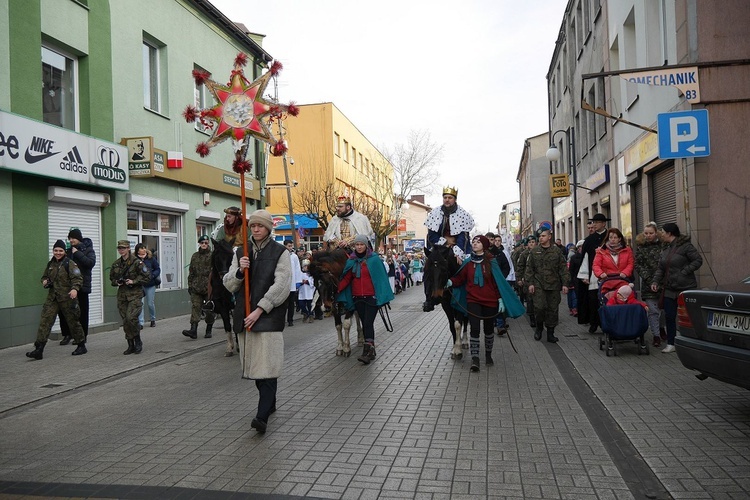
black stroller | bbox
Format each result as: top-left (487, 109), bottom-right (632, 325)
top-left (596, 276), bottom-right (650, 357)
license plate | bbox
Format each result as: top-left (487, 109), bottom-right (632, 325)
top-left (707, 311), bottom-right (750, 334)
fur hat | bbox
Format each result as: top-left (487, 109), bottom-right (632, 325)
top-left (68, 228), bottom-right (83, 241)
top-left (224, 206), bottom-right (241, 216)
top-left (248, 209), bottom-right (273, 232)
top-left (53, 239), bottom-right (67, 250)
top-left (473, 235), bottom-right (491, 251)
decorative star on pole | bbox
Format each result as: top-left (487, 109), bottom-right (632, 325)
top-left (182, 53), bottom-right (299, 172)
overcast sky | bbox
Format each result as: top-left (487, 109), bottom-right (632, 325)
top-left (210, 0), bottom-right (566, 232)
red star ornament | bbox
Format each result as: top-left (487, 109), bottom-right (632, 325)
top-left (203, 68), bottom-right (276, 148)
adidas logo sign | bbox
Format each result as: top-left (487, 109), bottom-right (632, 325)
top-left (60, 146), bottom-right (87, 174)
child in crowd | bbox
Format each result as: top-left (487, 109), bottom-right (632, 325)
top-left (607, 284), bottom-right (649, 311)
top-left (298, 259), bottom-right (315, 323)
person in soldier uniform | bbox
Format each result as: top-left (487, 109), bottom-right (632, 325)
top-left (525, 228), bottom-right (570, 343)
top-left (515, 235), bottom-right (537, 328)
top-left (26, 240), bottom-right (88, 360)
top-left (422, 186), bottom-right (475, 311)
top-left (110, 240), bottom-right (150, 355)
top-left (224, 209), bottom-right (291, 434)
top-left (323, 195), bottom-right (375, 250)
top-left (182, 235), bottom-right (215, 340)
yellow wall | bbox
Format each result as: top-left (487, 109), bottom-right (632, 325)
top-left (266, 102), bottom-right (394, 217)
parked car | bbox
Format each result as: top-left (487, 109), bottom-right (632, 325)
top-left (675, 277), bottom-right (750, 390)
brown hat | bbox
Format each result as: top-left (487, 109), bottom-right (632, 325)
top-left (248, 209), bottom-right (273, 232)
top-left (224, 206), bottom-right (241, 216)
top-left (117, 240), bottom-right (130, 249)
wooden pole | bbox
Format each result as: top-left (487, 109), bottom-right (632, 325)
top-left (238, 148), bottom-right (251, 332)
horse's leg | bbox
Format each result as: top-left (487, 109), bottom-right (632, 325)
top-left (342, 313), bottom-right (353, 357)
top-left (355, 312), bottom-right (364, 346)
top-left (444, 303), bottom-right (462, 360)
top-left (334, 312), bottom-right (344, 356)
top-left (220, 310), bottom-right (235, 356)
top-left (460, 314), bottom-right (469, 350)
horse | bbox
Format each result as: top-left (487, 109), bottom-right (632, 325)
top-left (207, 239), bottom-right (237, 356)
top-left (307, 248), bottom-right (364, 357)
top-left (423, 244), bottom-right (468, 360)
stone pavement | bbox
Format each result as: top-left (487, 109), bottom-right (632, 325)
top-left (0, 285), bottom-right (748, 499)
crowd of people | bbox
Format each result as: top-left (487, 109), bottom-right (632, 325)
top-left (24, 188), bottom-right (704, 434)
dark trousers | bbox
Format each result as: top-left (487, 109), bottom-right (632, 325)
top-left (286, 291), bottom-right (298, 323)
top-left (587, 289), bottom-right (600, 328)
top-left (468, 302), bottom-right (496, 357)
top-left (663, 296), bottom-right (678, 345)
top-left (353, 296), bottom-right (378, 344)
top-left (59, 292), bottom-right (90, 338)
top-left (255, 378), bottom-right (277, 422)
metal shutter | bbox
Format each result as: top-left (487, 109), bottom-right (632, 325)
top-left (632, 180), bottom-right (643, 236)
top-left (48, 202), bottom-right (103, 327)
top-left (651, 164), bottom-right (676, 228)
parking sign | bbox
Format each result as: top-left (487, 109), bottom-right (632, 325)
top-left (657, 109), bottom-right (710, 159)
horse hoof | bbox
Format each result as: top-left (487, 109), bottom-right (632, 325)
top-left (451, 352), bottom-right (462, 360)
top-left (462, 343), bottom-right (469, 350)
top-left (336, 350), bottom-right (343, 356)
top-left (344, 351), bottom-right (351, 357)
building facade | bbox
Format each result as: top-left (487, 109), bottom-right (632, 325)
top-left (546, 0), bottom-right (750, 285)
top-left (0, 0), bottom-right (275, 348)
top-left (265, 102), bottom-right (395, 249)
top-left (517, 133), bottom-right (554, 237)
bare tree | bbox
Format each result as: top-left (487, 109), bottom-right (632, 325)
top-left (354, 175), bottom-right (397, 249)
top-left (383, 129), bottom-right (443, 203)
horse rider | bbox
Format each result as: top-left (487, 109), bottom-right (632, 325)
top-left (323, 195), bottom-right (375, 251)
top-left (212, 206), bottom-right (243, 254)
top-left (422, 186), bottom-right (475, 311)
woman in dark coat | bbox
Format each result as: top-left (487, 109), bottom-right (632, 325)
top-left (650, 223), bottom-right (703, 353)
top-left (635, 222), bottom-right (665, 347)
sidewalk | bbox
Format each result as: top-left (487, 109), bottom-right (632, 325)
top-left (0, 286), bottom-right (748, 499)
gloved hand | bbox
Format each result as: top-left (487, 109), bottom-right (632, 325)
top-left (444, 279), bottom-right (453, 288)
top-left (498, 299), bottom-right (505, 314)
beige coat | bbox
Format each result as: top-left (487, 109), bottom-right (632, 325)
top-left (223, 241), bottom-right (291, 379)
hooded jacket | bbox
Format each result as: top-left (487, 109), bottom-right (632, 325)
top-left (67, 237), bottom-right (96, 294)
top-left (652, 234), bottom-right (703, 298)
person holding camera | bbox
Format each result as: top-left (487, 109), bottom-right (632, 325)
top-left (110, 240), bottom-right (150, 355)
top-left (25, 240), bottom-right (88, 360)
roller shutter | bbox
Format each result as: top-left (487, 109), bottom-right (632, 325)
top-left (651, 164), bottom-right (676, 228)
top-left (48, 202), bottom-right (103, 327)
top-left (632, 180), bottom-right (643, 236)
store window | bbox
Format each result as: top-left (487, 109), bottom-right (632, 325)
top-left (193, 64), bottom-right (211, 133)
top-left (42, 46), bottom-right (77, 131)
top-left (128, 209), bottom-right (181, 289)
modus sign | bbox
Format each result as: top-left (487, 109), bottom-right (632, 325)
top-left (620, 66), bottom-right (700, 103)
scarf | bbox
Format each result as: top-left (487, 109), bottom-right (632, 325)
top-left (606, 241), bottom-right (624, 254)
top-left (351, 249), bottom-right (369, 278)
top-left (471, 252), bottom-right (485, 286)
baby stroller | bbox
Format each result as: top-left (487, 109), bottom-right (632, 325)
top-left (597, 276), bottom-right (649, 357)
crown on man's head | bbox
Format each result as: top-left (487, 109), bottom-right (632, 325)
top-left (442, 186), bottom-right (458, 197)
top-left (336, 195), bottom-right (351, 205)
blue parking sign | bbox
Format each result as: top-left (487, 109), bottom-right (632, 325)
top-left (657, 109), bottom-right (710, 159)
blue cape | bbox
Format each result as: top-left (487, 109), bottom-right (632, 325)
top-left (336, 253), bottom-right (395, 311)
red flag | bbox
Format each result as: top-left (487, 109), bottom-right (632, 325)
top-left (167, 151), bottom-right (183, 169)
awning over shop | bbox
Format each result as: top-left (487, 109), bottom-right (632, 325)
top-left (272, 214), bottom-right (320, 230)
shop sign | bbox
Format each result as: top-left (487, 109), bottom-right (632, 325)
top-left (125, 137), bottom-right (153, 176)
top-left (0, 110), bottom-right (128, 190)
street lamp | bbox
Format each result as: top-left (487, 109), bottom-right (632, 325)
top-left (546, 128), bottom-right (578, 242)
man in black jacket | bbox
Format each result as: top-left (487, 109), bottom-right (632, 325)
top-left (577, 213), bottom-right (609, 332)
top-left (58, 228), bottom-right (96, 345)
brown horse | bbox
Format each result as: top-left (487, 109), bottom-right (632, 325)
top-left (423, 245), bottom-right (469, 359)
top-left (307, 248), bottom-right (364, 357)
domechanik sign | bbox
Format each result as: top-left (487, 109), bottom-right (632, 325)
top-left (0, 110), bottom-right (129, 190)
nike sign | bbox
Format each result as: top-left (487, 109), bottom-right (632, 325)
top-left (24, 149), bottom-right (60, 163)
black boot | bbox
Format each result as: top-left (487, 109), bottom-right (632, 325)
top-left (205, 323), bottom-right (213, 339)
top-left (470, 357), bottom-right (480, 372)
top-left (534, 324), bottom-right (543, 341)
top-left (529, 314), bottom-right (537, 328)
top-left (547, 327), bottom-right (559, 343)
top-left (134, 335), bottom-right (143, 354)
top-left (358, 344), bottom-right (374, 365)
top-left (72, 343), bottom-right (87, 356)
top-left (25, 341), bottom-right (46, 360)
top-left (59, 336), bottom-right (72, 346)
top-left (485, 352), bottom-right (494, 366)
top-left (182, 322), bottom-right (198, 339)
top-left (123, 339), bottom-right (135, 355)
